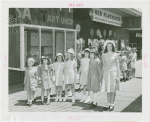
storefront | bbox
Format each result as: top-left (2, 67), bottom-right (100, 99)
top-left (9, 8), bottom-right (77, 86)
top-left (73, 8), bottom-right (142, 54)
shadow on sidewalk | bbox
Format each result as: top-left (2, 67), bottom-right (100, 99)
top-left (121, 95), bottom-right (142, 112)
top-left (72, 101), bottom-right (103, 112)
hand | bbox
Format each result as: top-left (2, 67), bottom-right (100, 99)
top-left (116, 77), bottom-right (120, 82)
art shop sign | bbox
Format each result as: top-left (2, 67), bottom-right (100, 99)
top-left (89, 8), bottom-right (123, 27)
top-left (9, 8), bottom-right (73, 28)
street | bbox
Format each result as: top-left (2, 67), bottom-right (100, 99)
top-left (9, 60), bottom-right (142, 112)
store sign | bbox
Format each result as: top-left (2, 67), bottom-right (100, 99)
top-left (9, 8), bottom-right (73, 29)
top-left (89, 8), bottom-right (123, 27)
top-left (136, 33), bottom-right (142, 37)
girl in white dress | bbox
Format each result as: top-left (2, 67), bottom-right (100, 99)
top-left (78, 48), bottom-right (90, 102)
top-left (63, 48), bottom-right (77, 102)
top-left (51, 53), bottom-right (65, 102)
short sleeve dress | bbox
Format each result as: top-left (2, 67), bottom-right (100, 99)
top-left (64, 60), bottom-right (77, 85)
top-left (87, 58), bottom-right (102, 92)
top-left (38, 64), bottom-right (52, 90)
top-left (131, 53), bottom-right (137, 69)
top-left (120, 55), bottom-right (127, 72)
top-left (101, 53), bottom-right (120, 93)
top-left (51, 62), bottom-right (65, 86)
top-left (24, 67), bottom-right (38, 100)
top-left (80, 57), bottom-right (90, 86)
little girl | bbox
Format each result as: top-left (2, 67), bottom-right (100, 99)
top-left (51, 53), bottom-right (65, 102)
top-left (87, 49), bottom-right (102, 109)
top-left (63, 48), bottom-right (77, 102)
top-left (120, 51), bottom-right (127, 82)
top-left (78, 48), bottom-right (90, 102)
top-left (24, 57), bottom-right (38, 107)
top-left (38, 56), bottom-right (53, 105)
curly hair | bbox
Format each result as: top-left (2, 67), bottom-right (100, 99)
top-left (104, 42), bottom-right (115, 53)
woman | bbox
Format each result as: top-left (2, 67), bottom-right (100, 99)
top-left (101, 40), bottom-right (120, 111)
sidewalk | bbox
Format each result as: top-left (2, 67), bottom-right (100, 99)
top-left (9, 77), bottom-right (142, 112)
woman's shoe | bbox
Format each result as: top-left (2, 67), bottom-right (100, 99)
top-left (109, 105), bottom-right (114, 111)
top-left (84, 98), bottom-right (91, 103)
top-left (103, 104), bottom-right (110, 110)
top-left (79, 99), bottom-right (85, 102)
top-left (41, 100), bottom-right (45, 105)
top-left (28, 103), bottom-right (32, 107)
top-left (46, 100), bottom-right (50, 105)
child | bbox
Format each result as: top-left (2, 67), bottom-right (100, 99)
top-left (24, 57), bottom-right (38, 107)
top-left (87, 49), bottom-right (102, 108)
top-left (126, 47), bottom-right (133, 80)
top-left (131, 48), bottom-right (137, 77)
top-left (63, 48), bottom-right (77, 103)
top-left (38, 56), bottom-right (53, 105)
top-left (120, 51), bottom-right (127, 82)
top-left (78, 48), bottom-right (90, 102)
top-left (51, 53), bottom-right (65, 102)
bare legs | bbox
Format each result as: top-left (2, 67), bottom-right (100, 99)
top-left (64, 84), bottom-right (75, 102)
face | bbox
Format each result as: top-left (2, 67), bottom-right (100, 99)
top-left (28, 61), bottom-right (34, 67)
top-left (90, 53), bottom-right (94, 59)
top-left (57, 55), bottom-right (62, 62)
top-left (107, 43), bottom-right (113, 52)
top-left (43, 59), bottom-right (48, 65)
top-left (84, 51), bottom-right (89, 58)
top-left (67, 52), bottom-right (72, 60)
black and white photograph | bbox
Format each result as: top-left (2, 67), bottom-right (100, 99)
top-left (2, 1), bottom-right (150, 121)
top-left (8, 8), bottom-right (142, 112)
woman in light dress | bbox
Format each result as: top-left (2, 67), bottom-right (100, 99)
top-left (101, 40), bottom-right (120, 111)
top-left (78, 48), bottom-right (90, 102)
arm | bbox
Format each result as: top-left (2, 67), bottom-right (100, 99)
top-left (115, 54), bottom-right (120, 80)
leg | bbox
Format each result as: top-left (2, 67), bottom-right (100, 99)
top-left (59, 86), bottom-right (63, 101)
top-left (84, 90), bottom-right (91, 103)
top-left (109, 91), bottom-right (116, 111)
top-left (46, 89), bottom-right (51, 105)
top-left (55, 86), bottom-right (59, 101)
top-left (71, 84), bottom-right (75, 103)
top-left (63, 84), bottom-right (68, 101)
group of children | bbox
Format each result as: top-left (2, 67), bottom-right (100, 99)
top-left (23, 46), bottom-right (137, 108)
top-left (119, 47), bottom-right (137, 82)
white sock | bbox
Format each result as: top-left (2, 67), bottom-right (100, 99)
top-left (41, 96), bottom-right (44, 101)
top-left (111, 104), bottom-right (114, 106)
top-left (47, 96), bottom-right (50, 100)
top-left (95, 93), bottom-right (97, 104)
top-left (83, 95), bottom-right (86, 100)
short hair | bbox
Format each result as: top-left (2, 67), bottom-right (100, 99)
top-left (65, 53), bottom-right (74, 61)
top-left (25, 57), bottom-right (36, 67)
top-left (55, 55), bottom-right (64, 62)
top-left (84, 50), bottom-right (90, 58)
top-left (104, 42), bottom-right (115, 53)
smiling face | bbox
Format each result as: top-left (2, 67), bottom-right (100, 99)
top-left (90, 52), bottom-right (94, 59)
top-left (57, 55), bottom-right (62, 62)
top-left (43, 59), bottom-right (48, 65)
top-left (107, 43), bottom-right (113, 52)
top-left (84, 51), bottom-right (89, 58)
top-left (67, 52), bottom-right (72, 60)
top-left (27, 61), bottom-right (34, 67)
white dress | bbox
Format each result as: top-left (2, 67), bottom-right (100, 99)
top-left (64, 60), bottom-right (77, 84)
top-left (80, 57), bottom-right (90, 85)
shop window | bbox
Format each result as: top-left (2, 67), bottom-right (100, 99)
top-left (66, 31), bottom-right (75, 51)
top-left (9, 27), bottom-right (20, 68)
top-left (61, 8), bottom-right (69, 12)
